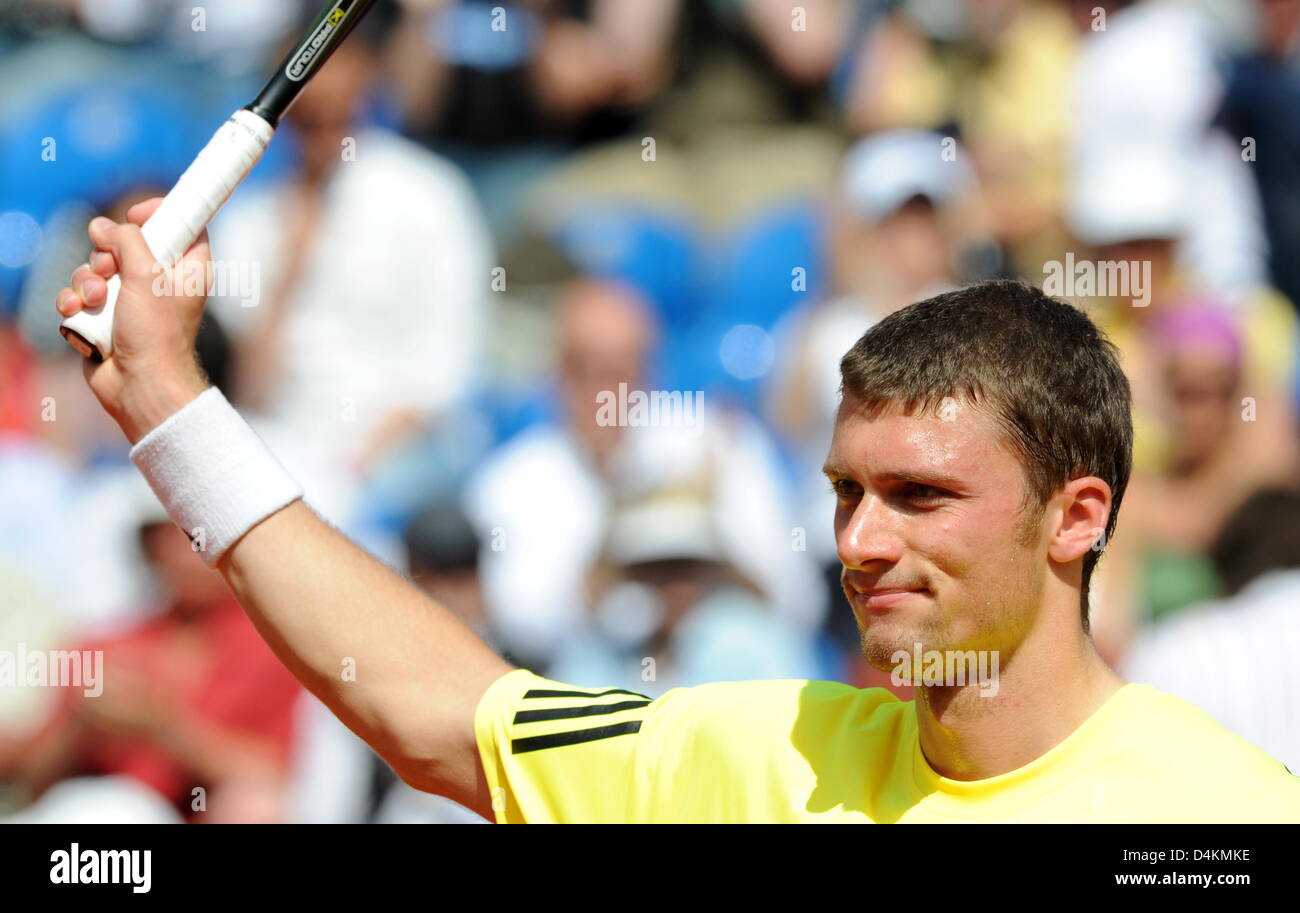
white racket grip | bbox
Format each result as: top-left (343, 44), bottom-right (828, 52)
top-left (60, 109), bottom-right (276, 360)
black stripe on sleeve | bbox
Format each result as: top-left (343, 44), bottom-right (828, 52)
top-left (511, 721), bottom-right (643, 754)
top-left (523, 687), bottom-right (652, 700)
top-left (513, 699), bottom-right (651, 725)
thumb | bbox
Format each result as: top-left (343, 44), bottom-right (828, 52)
top-left (125, 196), bottom-right (164, 225)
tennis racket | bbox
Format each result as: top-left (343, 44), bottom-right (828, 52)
top-left (60, 0), bottom-right (382, 361)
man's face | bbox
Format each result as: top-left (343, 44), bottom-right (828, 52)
top-left (288, 42), bottom-right (372, 180)
top-left (824, 394), bottom-right (1047, 672)
top-left (556, 281), bottom-right (652, 461)
top-left (1164, 345), bottom-right (1238, 465)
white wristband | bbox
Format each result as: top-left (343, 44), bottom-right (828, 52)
top-left (129, 386), bottom-right (303, 566)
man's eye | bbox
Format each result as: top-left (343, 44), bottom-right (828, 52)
top-left (830, 480), bottom-right (860, 500)
top-left (903, 483), bottom-right (945, 501)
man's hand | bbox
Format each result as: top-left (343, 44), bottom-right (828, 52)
top-left (56, 197), bottom-right (210, 443)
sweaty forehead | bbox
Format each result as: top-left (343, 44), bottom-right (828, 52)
top-left (824, 396), bottom-right (1015, 484)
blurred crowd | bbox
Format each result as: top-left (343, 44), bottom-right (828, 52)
top-left (1, 0), bottom-right (1299, 823)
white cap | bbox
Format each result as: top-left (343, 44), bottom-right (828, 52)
top-left (840, 129), bottom-right (973, 225)
top-left (1066, 0), bottom-right (1218, 247)
top-left (1068, 143), bottom-right (1192, 245)
top-left (605, 491), bottom-right (723, 567)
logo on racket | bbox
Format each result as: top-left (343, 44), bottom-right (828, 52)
top-left (286, 0), bottom-right (354, 81)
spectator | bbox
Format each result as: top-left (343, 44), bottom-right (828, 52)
top-left (549, 483), bottom-right (821, 694)
top-left (773, 129), bottom-right (982, 463)
top-left (208, 19), bottom-right (495, 527)
top-left (1095, 305), bottom-right (1292, 653)
top-left (7, 518), bottom-right (303, 823)
top-left (386, 0), bottom-right (681, 242)
top-left (404, 498), bottom-right (502, 655)
top-left (842, 0), bottom-right (1080, 273)
top-left (2, 265), bottom-right (235, 635)
top-left (1070, 0), bottom-right (1270, 293)
top-left (1217, 0), bottom-right (1300, 314)
top-left (1069, 144), bottom-right (1300, 656)
top-left (465, 277), bottom-right (824, 669)
top-left (1121, 488), bottom-right (1300, 774)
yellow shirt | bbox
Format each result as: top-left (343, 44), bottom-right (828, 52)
top-left (475, 669), bottom-right (1300, 823)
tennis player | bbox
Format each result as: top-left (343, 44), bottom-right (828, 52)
top-left (56, 202), bottom-right (1300, 822)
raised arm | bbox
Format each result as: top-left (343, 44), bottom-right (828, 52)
top-left (56, 199), bottom-right (514, 818)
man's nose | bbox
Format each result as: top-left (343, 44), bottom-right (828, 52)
top-left (836, 495), bottom-right (904, 569)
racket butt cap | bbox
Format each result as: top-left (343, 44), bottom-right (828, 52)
top-left (60, 324), bottom-right (102, 362)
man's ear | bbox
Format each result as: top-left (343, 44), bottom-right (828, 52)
top-left (1048, 477), bottom-right (1113, 564)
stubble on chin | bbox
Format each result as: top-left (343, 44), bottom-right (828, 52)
top-left (855, 611), bottom-right (950, 675)
top-left (853, 585), bottom-right (1023, 677)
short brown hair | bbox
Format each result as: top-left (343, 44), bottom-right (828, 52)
top-left (838, 280), bottom-right (1133, 631)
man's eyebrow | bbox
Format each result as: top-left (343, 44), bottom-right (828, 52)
top-left (876, 470), bottom-right (969, 489)
top-left (821, 464), bottom-right (969, 489)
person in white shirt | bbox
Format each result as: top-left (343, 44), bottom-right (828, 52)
top-left (208, 31), bottom-right (494, 525)
top-left (464, 278), bottom-right (825, 670)
top-left (1121, 488), bottom-right (1300, 774)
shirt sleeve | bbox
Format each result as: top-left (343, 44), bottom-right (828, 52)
top-left (474, 668), bottom-right (665, 823)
